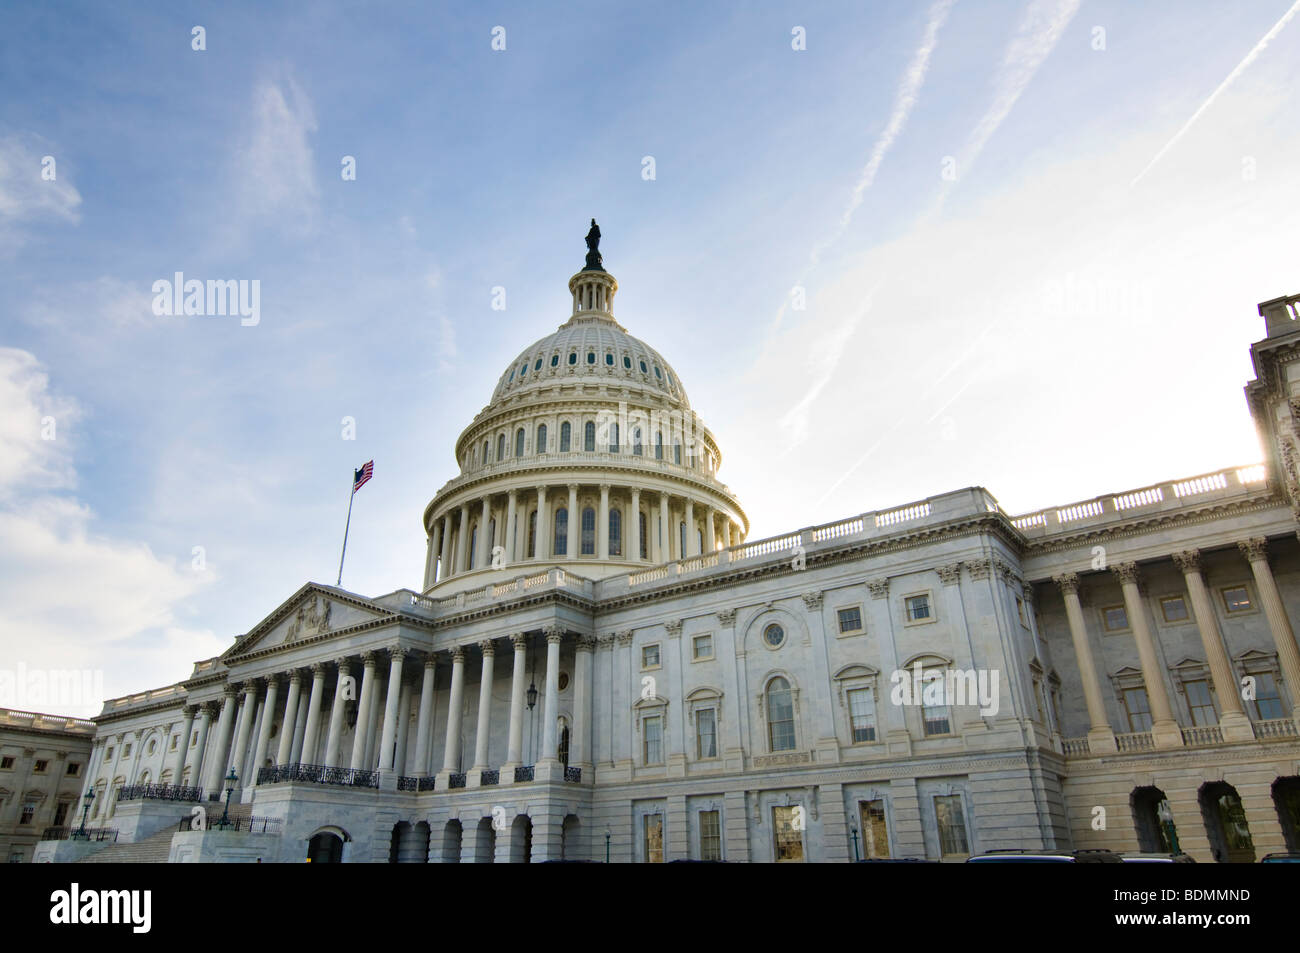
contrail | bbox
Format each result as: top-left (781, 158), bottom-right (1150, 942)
top-left (767, 0), bottom-right (957, 338)
top-left (1131, 0), bottom-right (1300, 187)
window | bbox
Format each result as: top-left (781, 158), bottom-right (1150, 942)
top-left (644, 814), bottom-right (664, 862)
top-left (920, 670), bottom-right (951, 736)
top-left (643, 715), bottom-right (663, 765)
top-left (515, 428), bottom-right (525, 457)
top-left (468, 526), bottom-right (477, 569)
top-left (837, 607), bottom-right (862, 633)
top-left (860, 800), bottom-right (890, 859)
top-left (655, 431), bottom-right (663, 459)
top-left (105, 748), bottom-right (114, 761)
top-left (496, 434), bottom-right (505, 461)
top-left (584, 421), bottom-right (596, 452)
top-left (34, 759), bottom-right (48, 773)
top-left (66, 762), bottom-right (80, 776)
top-left (568, 352), bottom-right (577, 365)
top-left (19, 802), bottom-right (35, 825)
top-left (605, 352), bottom-right (614, 366)
top-left (699, 810), bottom-right (721, 861)
top-left (553, 508), bottom-right (568, 556)
top-left (847, 687), bottom-right (876, 742)
top-left (772, 806), bottom-right (804, 862)
top-left (482, 440), bottom-right (489, 465)
top-left (1185, 679), bottom-right (1217, 727)
top-left (1102, 605), bottom-right (1129, 631)
top-left (673, 441), bottom-right (681, 465)
top-left (1249, 671), bottom-right (1285, 720)
top-left (1160, 595), bottom-right (1189, 623)
top-left (934, 795), bottom-right (969, 856)
top-left (679, 521), bottom-right (686, 557)
top-left (519, 362), bottom-right (527, 377)
top-left (642, 644), bottom-right (661, 669)
top-left (633, 427), bottom-right (642, 455)
top-left (639, 511), bottom-right (647, 559)
top-left (551, 354), bottom-right (559, 367)
top-left (696, 708), bottom-right (717, 759)
top-left (53, 802), bottom-right (69, 826)
top-left (623, 355), bottom-right (632, 369)
top-left (767, 677), bottom-right (796, 751)
top-left (169, 734), bottom-right (178, 751)
top-left (692, 634), bottom-right (713, 660)
top-left (560, 421), bottom-right (571, 452)
top-left (122, 744), bottom-right (131, 758)
top-left (609, 509), bottom-right (622, 556)
top-left (1122, 686), bottom-right (1153, 732)
top-left (528, 510), bottom-right (537, 559)
top-left (0, 756), bottom-right (12, 770)
top-left (1222, 586), bottom-right (1252, 613)
top-left (609, 422), bottom-right (620, 453)
top-left (581, 507), bottom-right (596, 555)
top-left (763, 623), bottom-right (785, 649)
top-left (905, 594), bottom-right (932, 623)
top-left (654, 365), bottom-right (662, 379)
top-left (536, 423), bottom-right (547, 453)
top-left (587, 351), bottom-right (596, 364)
top-left (534, 358), bottom-right (542, 371)
top-left (639, 360), bottom-right (648, 374)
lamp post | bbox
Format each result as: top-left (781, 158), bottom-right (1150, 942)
top-left (218, 768), bottom-right (238, 830)
top-left (605, 827), bottom-right (611, 864)
top-left (75, 788), bottom-right (95, 839)
top-left (849, 825), bottom-right (861, 862)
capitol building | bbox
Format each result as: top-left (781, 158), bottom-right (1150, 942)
top-left (9, 228), bottom-right (1300, 863)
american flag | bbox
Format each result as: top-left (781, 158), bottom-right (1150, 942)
top-left (353, 460), bottom-right (374, 493)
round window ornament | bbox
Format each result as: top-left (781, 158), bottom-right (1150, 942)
top-left (764, 623), bottom-right (785, 648)
top-left (558, 672), bottom-right (570, 692)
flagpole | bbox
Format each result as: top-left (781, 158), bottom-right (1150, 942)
top-left (337, 473), bottom-right (356, 587)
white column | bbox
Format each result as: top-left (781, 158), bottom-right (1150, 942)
top-left (171, 706), bottom-right (196, 787)
top-left (685, 498), bottom-right (698, 556)
top-left (473, 641), bottom-right (496, 770)
top-left (630, 488), bottom-right (642, 560)
top-left (276, 671), bottom-right (303, 765)
top-left (506, 634), bottom-right (528, 766)
top-left (227, 684), bottom-right (257, 781)
top-left (324, 659), bottom-right (352, 767)
top-left (722, 518), bottom-right (732, 548)
top-left (350, 652), bottom-right (379, 770)
top-left (454, 503), bottom-right (471, 573)
top-left (412, 656), bottom-right (437, 776)
top-left (567, 484), bottom-right (579, 556)
top-left (378, 649), bottom-right (407, 773)
top-left (204, 689), bottom-right (238, 794)
top-left (660, 493), bottom-right (670, 561)
top-left (190, 705), bottom-right (213, 789)
top-left (1053, 574), bottom-right (1116, 752)
top-left (505, 491), bottom-right (518, 564)
top-left (598, 483), bottom-right (610, 558)
top-left (1173, 550), bottom-right (1253, 740)
top-left (442, 647), bottom-right (467, 772)
top-left (250, 677), bottom-right (280, 785)
top-left (574, 636), bottom-right (594, 770)
top-left (534, 486), bottom-right (549, 561)
top-left (1113, 563), bottom-right (1182, 748)
top-left (1240, 537), bottom-right (1300, 719)
top-left (705, 507), bottom-right (716, 552)
top-left (540, 626), bottom-right (562, 763)
top-left (478, 497), bottom-right (492, 569)
top-left (425, 521), bottom-right (441, 590)
top-left (300, 663), bottom-right (328, 764)
top-left (438, 514), bottom-right (453, 580)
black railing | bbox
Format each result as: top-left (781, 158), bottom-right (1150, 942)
top-left (41, 826), bottom-right (118, 843)
top-left (397, 776), bottom-right (418, 791)
top-left (481, 769), bottom-right (499, 785)
top-left (256, 763), bottom-right (379, 788)
top-left (179, 814), bottom-right (282, 834)
top-left (418, 775), bottom-right (437, 792)
top-left (564, 766), bottom-right (582, 783)
top-left (449, 772), bottom-right (467, 789)
top-left (118, 783), bottom-right (204, 803)
top-left (514, 765), bottom-right (534, 783)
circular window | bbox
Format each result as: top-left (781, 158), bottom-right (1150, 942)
top-left (623, 355), bottom-right (632, 369)
top-left (763, 623), bottom-right (785, 648)
top-left (587, 352), bottom-right (596, 364)
top-left (568, 352), bottom-right (577, 365)
top-left (534, 358), bottom-right (542, 371)
top-left (605, 353), bottom-right (614, 366)
top-left (551, 354), bottom-right (559, 367)
top-left (558, 672), bottom-right (570, 692)
top-left (147, 740), bottom-right (156, 755)
top-left (639, 360), bottom-right (648, 373)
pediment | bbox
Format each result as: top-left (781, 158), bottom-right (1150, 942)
top-left (227, 583), bottom-right (393, 657)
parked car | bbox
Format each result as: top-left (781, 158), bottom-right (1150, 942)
top-left (967, 848), bottom-right (1122, 863)
top-left (1259, 852), bottom-right (1300, 863)
top-left (1120, 852), bottom-right (1196, 863)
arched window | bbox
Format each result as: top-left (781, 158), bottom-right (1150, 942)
top-left (609, 422), bottom-right (620, 453)
top-left (639, 511), bottom-right (647, 558)
top-left (609, 509), bottom-right (622, 556)
top-left (468, 526), bottom-right (477, 569)
top-left (633, 427), bottom-right (643, 455)
top-left (655, 431), bottom-right (663, 460)
top-left (515, 428), bottom-right (525, 457)
top-left (698, 529), bottom-right (704, 553)
top-left (482, 440), bottom-right (489, 466)
top-left (679, 521), bottom-right (686, 558)
top-left (537, 424), bottom-right (547, 454)
top-left (581, 507), bottom-right (596, 555)
top-left (488, 518), bottom-right (496, 553)
top-left (560, 421), bottom-right (571, 452)
top-left (584, 421), bottom-right (596, 452)
top-left (674, 441), bottom-right (682, 465)
top-left (554, 508), bottom-right (568, 555)
top-left (767, 677), bottom-right (796, 751)
top-left (497, 434), bottom-right (506, 461)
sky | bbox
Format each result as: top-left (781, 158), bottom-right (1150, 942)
top-left (3, 0), bottom-right (1299, 715)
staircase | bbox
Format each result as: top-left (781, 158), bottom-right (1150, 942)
top-left (75, 801), bottom-right (256, 864)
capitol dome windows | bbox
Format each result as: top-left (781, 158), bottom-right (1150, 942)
top-left (587, 351), bottom-right (596, 365)
top-left (654, 365), bottom-right (662, 379)
top-left (605, 353), bottom-right (614, 366)
top-left (482, 440), bottom-right (489, 466)
top-left (497, 434), bottom-right (506, 461)
top-left (537, 424), bottom-right (547, 453)
top-left (609, 422), bottom-right (620, 453)
top-left (581, 508), bottom-right (596, 555)
top-left (551, 354), bottom-right (559, 367)
top-left (560, 422), bottom-right (571, 452)
top-left (568, 352), bottom-right (577, 365)
top-left (639, 360), bottom-right (647, 374)
top-left (534, 358), bottom-right (542, 371)
top-left (623, 355), bottom-right (632, 369)
top-left (515, 429), bottom-right (525, 457)
top-left (584, 421), bottom-right (596, 452)
top-left (554, 508), bottom-right (568, 556)
top-left (610, 509), bottom-right (622, 556)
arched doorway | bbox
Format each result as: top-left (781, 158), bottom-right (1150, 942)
top-left (389, 821), bottom-right (429, 863)
top-left (510, 814), bottom-right (533, 863)
top-left (475, 817), bottom-right (496, 863)
top-left (389, 822), bottom-right (409, 863)
top-left (308, 832), bottom-right (345, 863)
top-left (1199, 782), bottom-right (1256, 863)
top-left (1130, 786), bottom-right (1177, 853)
top-left (562, 814), bottom-right (581, 860)
top-left (443, 819), bottom-right (463, 863)
top-left (1273, 776), bottom-right (1300, 851)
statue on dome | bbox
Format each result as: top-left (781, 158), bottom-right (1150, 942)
top-left (584, 218), bottom-right (603, 271)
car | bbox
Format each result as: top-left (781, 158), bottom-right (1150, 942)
top-left (1120, 852), bottom-right (1196, 863)
top-left (856, 857), bottom-right (937, 863)
top-left (1259, 852), bottom-right (1300, 863)
top-left (967, 848), bottom-right (1122, 863)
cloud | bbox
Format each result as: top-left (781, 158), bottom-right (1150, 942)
top-left (0, 133), bottom-right (82, 254)
top-left (234, 73), bottom-right (320, 230)
top-left (23, 276), bottom-right (156, 331)
top-left (0, 350), bottom-right (218, 716)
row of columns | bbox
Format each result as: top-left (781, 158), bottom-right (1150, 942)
top-left (425, 484), bottom-right (742, 586)
top-left (1052, 538), bottom-right (1300, 752)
